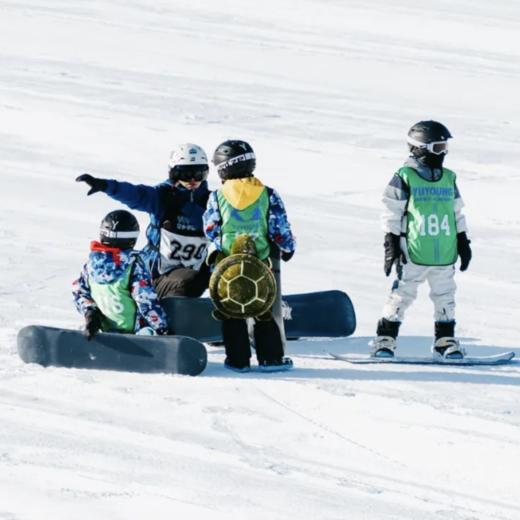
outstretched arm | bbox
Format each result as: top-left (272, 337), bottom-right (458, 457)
top-left (76, 174), bottom-right (166, 216)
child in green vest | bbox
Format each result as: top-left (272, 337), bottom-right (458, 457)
top-left (72, 210), bottom-right (169, 339)
top-left (203, 140), bottom-right (296, 372)
top-left (371, 121), bottom-right (472, 359)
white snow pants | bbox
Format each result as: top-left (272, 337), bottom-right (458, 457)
top-left (382, 263), bottom-right (456, 322)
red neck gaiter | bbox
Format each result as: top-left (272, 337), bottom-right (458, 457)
top-left (90, 241), bottom-right (122, 266)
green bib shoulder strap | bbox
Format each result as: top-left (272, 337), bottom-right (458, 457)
top-left (398, 166), bottom-right (456, 184)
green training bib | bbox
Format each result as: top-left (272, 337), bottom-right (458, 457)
top-left (217, 189), bottom-right (270, 259)
top-left (89, 264), bottom-right (137, 332)
top-left (399, 166), bottom-right (457, 266)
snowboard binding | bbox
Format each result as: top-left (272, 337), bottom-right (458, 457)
top-left (432, 337), bottom-right (466, 360)
top-left (369, 336), bottom-right (397, 358)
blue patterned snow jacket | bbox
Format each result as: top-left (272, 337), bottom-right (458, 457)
top-left (102, 179), bottom-right (211, 277)
top-left (72, 241), bottom-right (169, 334)
top-left (203, 178), bottom-right (296, 256)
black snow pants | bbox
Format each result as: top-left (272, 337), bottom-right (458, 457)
top-left (153, 264), bottom-right (211, 299)
top-left (222, 318), bottom-right (284, 369)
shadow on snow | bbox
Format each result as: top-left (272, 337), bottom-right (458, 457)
top-left (202, 336), bottom-right (520, 386)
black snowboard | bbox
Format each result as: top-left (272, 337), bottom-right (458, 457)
top-left (161, 290), bottom-right (356, 342)
top-left (17, 325), bottom-right (207, 376)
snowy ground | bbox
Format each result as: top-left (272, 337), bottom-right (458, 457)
top-left (1, 1), bottom-right (520, 518)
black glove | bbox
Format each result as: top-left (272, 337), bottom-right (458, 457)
top-left (281, 250), bottom-right (294, 262)
top-left (457, 232), bottom-right (472, 271)
top-left (84, 308), bottom-right (102, 340)
top-left (76, 173), bottom-right (108, 195)
top-left (384, 232), bottom-right (407, 277)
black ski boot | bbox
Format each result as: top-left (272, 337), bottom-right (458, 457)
top-left (433, 321), bottom-right (465, 359)
top-left (254, 320), bottom-right (292, 372)
top-left (370, 318), bottom-right (400, 358)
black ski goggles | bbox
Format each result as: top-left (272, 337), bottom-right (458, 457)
top-left (170, 164), bottom-right (209, 182)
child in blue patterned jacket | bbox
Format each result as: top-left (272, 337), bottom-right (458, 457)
top-left (72, 210), bottom-right (169, 340)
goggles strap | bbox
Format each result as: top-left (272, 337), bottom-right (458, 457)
top-left (101, 230), bottom-right (139, 239)
top-left (215, 152), bottom-right (256, 171)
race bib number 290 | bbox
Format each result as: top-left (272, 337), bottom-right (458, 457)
top-left (159, 229), bottom-right (208, 273)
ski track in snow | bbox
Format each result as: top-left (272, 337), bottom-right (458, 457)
top-left (1, 0), bottom-right (520, 519)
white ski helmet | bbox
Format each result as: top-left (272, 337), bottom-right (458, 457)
top-left (168, 143), bottom-right (208, 169)
top-left (167, 143), bottom-right (209, 183)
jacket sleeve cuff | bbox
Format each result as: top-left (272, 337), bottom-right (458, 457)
top-left (105, 179), bottom-right (118, 195)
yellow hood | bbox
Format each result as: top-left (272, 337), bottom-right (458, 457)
top-left (221, 177), bottom-right (265, 210)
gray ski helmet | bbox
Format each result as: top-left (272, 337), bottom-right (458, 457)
top-left (407, 120), bottom-right (452, 156)
top-left (100, 210), bottom-right (140, 249)
top-left (213, 140), bottom-right (256, 180)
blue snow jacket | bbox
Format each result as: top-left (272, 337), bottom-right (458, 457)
top-left (103, 179), bottom-right (211, 277)
top-left (72, 241), bottom-right (169, 334)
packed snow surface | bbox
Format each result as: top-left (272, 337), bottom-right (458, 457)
top-left (1, 1), bottom-right (519, 518)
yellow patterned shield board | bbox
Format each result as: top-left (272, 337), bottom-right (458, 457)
top-left (209, 254), bottom-right (277, 319)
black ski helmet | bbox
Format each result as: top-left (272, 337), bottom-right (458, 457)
top-left (407, 120), bottom-right (452, 153)
top-left (407, 120), bottom-right (452, 168)
top-left (99, 210), bottom-right (140, 249)
top-left (212, 140), bottom-right (256, 180)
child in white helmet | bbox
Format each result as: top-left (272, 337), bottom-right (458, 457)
top-left (76, 144), bottom-right (212, 300)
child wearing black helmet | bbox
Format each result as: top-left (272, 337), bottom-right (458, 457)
top-left (371, 120), bottom-right (472, 360)
top-left (72, 210), bottom-right (169, 339)
top-left (204, 140), bottom-right (296, 372)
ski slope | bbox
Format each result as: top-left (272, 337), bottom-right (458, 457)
top-left (1, 1), bottom-right (520, 518)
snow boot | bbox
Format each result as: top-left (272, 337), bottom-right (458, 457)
top-left (370, 318), bottom-right (400, 358)
top-left (253, 320), bottom-right (285, 365)
top-left (433, 321), bottom-right (465, 359)
top-left (224, 358), bottom-right (251, 373)
top-left (258, 357), bottom-right (293, 373)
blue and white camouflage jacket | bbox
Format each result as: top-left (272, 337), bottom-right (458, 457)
top-left (72, 241), bottom-right (169, 333)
